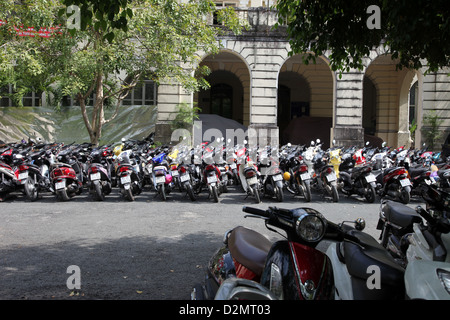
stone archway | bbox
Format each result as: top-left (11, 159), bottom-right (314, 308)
top-left (278, 54), bottom-right (334, 147)
top-left (364, 53), bottom-right (423, 147)
top-left (195, 50), bottom-right (250, 126)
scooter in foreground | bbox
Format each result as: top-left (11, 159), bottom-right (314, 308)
top-left (191, 205), bottom-right (405, 300)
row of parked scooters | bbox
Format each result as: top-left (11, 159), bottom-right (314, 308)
top-left (0, 134), bottom-right (449, 204)
top-left (192, 182), bottom-right (450, 300)
top-left (191, 143), bottom-right (450, 299)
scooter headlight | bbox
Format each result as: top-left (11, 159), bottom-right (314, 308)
top-left (437, 268), bottom-right (450, 295)
top-left (295, 213), bottom-right (326, 242)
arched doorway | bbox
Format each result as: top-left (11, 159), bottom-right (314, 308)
top-left (364, 54), bottom-right (422, 147)
top-left (195, 51), bottom-right (250, 126)
top-left (278, 54), bottom-right (333, 147)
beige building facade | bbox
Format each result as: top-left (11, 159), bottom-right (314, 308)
top-left (155, 7), bottom-right (450, 149)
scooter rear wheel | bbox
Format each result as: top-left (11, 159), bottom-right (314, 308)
top-left (252, 185), bottom-right (261, 203)
top-left (125, 187), bottom-right (135, 201)
top-left (302, 180), bottom-right (312, 202)
top-left (364, 184), bottom-right (376, 203)
top-left (24, 174), bottom-right (38, 201)
top-left (331, 184), bottom-right (339, 202)
top-left (159, 184), bottom-right (167, 201)
top-left (211, 185), bottom-right (219, 203)
top-left (275, 184), bottom-right (284, 202)
top-left (94, 182), bottom-right (105, 201)
top-left (56, 188), bottom-right (70, 201)
top-left (186, 183), bottom-right (196, 201)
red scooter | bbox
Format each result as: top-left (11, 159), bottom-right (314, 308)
top-left (375, 165), bottom-right (412, 204)
top-left (192, 205), bottom-right (405, 300)
top-left (50, 147), bottom-right (83, 201)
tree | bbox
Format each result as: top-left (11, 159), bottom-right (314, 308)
top-left (274, 0), bottom-right (450, 73)
top-left (1, 0), bottom-right (243, 145)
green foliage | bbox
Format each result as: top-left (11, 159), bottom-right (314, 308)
top-left (1, 0), bottom-right (243, 144)
top-left (422, 110), bottom-right (443, 150)
top-left (171, 103), bottom-right (201, 131)
top-left (274, 0), bottom-right (450, 73)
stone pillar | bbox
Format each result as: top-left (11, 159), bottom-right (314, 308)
top-left (332, 71), bottom-right (365, 147)
top-left (247, 41), bottom-right (286, 147)
top-left (154, 82), bottom-right (192, 144)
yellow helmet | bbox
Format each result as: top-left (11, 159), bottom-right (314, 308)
top-left (283, 171), bottom-right (291, 181)
top-left (113, 144), bottom-right (123, 156)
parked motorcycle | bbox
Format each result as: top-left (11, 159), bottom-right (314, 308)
top-left (50, 146), bottom-right (84, 201)
top-left (258, 146), bottom-right (284, 202)
top-left (151, 150), bottom-right (172, 201)
top-left (201, 145), bottom-right (223, 203)
top-left (236, 143), bottom-right (261, 203)
top-left (192, 205), bottom-right (405, 300)
top-left (280, 144), bottom-right (312, 202)
top-left (377, 185), bottom-right (450, 299)
top-left (174, 144), bottom-right (197, 201)
top-left (115, 149), bottom-right (143, 201)
top-left (339, 147), bottom-right (377, 203)
top-left (375, 165), bottom-right (412, 204)
top-left (87, 148), bottom-right (112, 201)
top-left (0, 148), bottom-right (23, 201)
top-left (21, 147), bottom-right (56, 201)
top-left (311, 143), bottom-right (339, 202)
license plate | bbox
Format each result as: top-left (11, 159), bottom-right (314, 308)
top-left (400, 178), bottom-right (411, 187)
top-left (171, 170), bottom-right (179, 177)
top-left (365, 174), bottom-right (376, 183)
top-left (247, 177), bottom-right (258, 185)
top-left (155, 176), bottom-right (165, 184)
top-left (273, 174), bottom-right (282, 181)
top-left (230, 163), bottom-right (237, 169)
top-left (207, 175), bottom-right (217, 184)
top-left (300, 172), bottom-right (310, 180)
top-left (18, 172), bottom-right (28, 181)
top-left (180, 174), bottom-right (190, 182)
top-left (121, 175), bottom-right (131, 184)
top-left (55, 180), bottom-right (65, 190)
top-left (326, 172), bottom-right (337, 182)
top-left (90, 172), bottom-right (101, 180)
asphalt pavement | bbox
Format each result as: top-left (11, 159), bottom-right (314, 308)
top-left (0, 185), bottom-right (425, 300)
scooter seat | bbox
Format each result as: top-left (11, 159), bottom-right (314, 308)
top-left (382, 200), bottom-right (422, 228)
top-left (343, 229), bottom-right (405, 289)
top-left (408, 166), bottom-right (428, 177)
top-left (228, 226), bottom-right (272, 276)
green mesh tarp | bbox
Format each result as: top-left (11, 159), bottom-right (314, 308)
top-left (0, 105), bottom-right (157, 145)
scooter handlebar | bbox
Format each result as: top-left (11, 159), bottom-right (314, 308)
top-left (242, 206), bottom-right (270, 218)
